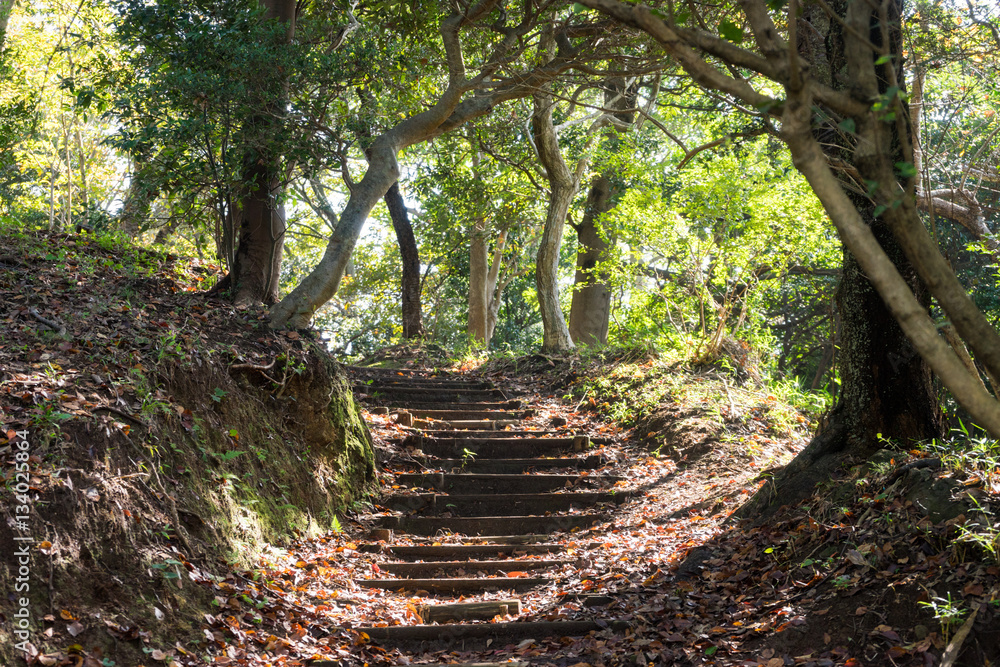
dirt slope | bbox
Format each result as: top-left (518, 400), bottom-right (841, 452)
top-left (0, 228), bottom-right (375, 665)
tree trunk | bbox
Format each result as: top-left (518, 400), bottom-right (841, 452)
top-left (229, 0), bottom-right (295, 306)
top-left (484, 230), bottom-right (509, 344)
top-left (231, 151), bottom-right (286, 305)
top-left (0, 0), bottom-right (14, 51)
top-left (568, 174), bottom-right (615, 346)
top-left (576, 0), bottom-right (1000, 449)
top-left (535, 181), bottom-right (576, 352)
top-left (532, 59), bottom-right (580, 352)
top-left (568, 76), bottom-right (634, 346)
top-left (118, 159), bottom-right (158, 238)
top-left (384, 181), bottom-right (423, 338)
top-left (468, 217), bottom-right (489, 344)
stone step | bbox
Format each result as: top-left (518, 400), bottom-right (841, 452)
top-left (380, 559), bottom-right (571, 577)
top-left (358, 543), bottom-right (566, 559)
top-left (402, 430), bottom-right (615, 445)
top-left (404, 429), bottom-right (565, 438)
top-left (377, 513), bottom-right (609, 536)
top-left (392, 456), bottom-right (607, 474)
top-left (384, 492), bottom-right (628, 516)
top-left (418, 534), bottom-right (559, 544)
top-left (402, 436), bottom-right (591, 458)
top-left (363, 379), bottom-right (494, 390)
top-left (353, 620), bottom-right (630, 644)
top-left (392, 473), bottom-right (623, 493)
top-left (395, 409), bottom-right (524, 421)
top-left (343, 364), bottom-right (452, 375)
top-left (374, 401), bottom-right (524, 411)
top-left (407, 663), bottom-right (527, 667)
top-left (355, 577), bottom-right (549, 593)
top-left (414, 419), bottom-right (524, 430)
top-left (417, 599), bottom-right (521, 623)
top-left (354, 386), bottom-right (506, 401)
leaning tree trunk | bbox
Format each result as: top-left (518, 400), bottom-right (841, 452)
top-left (229, 0), bottom-right (295, 306)
top-left (569, 173), bottom-right (616, 346)
top-left (384, 181), bottom-right (424, 338)
top-left (736, 0), bottom-right (941, 515)
top-left (268, 2), bottom-right (590, 329)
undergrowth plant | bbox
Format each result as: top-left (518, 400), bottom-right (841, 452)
top-left (918, 593), bottom-right (967, 643)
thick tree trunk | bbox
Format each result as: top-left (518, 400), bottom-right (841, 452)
top-left (830, 221), bottom-right (939, 448)
top-left (734, 0), bottom-right (940, 515)
top-left (568, 174), bottom-right (615, 346)
top-left (232, 166), bottom-right (285, 305)
top-left (568, 76), bottom-right (634, 346)
top-left (384, 181), bottom-right (423, 338)
top-left (230, 0), bottom-right (295, 306)
top-left (468, 217), bottom-right (489, 344)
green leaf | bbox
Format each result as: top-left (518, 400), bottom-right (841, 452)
top-left (719, 19), bottom-right (744, 43)
top-left (766, 0), bottom-right (787, 10)
top-left (572, 3), bottom-right (587, 13)
top-left (838, 118), bottom-right (856, 133)
top-left (895, 161), bottom-right (917, 178)
top-left (705, 646), bottom-right (718, 656)
top-left (875, 54), bottom-right (892, 65)
top-left (873, 204), bottom-right (888, 217)
top-left (675, 10), bottom-right (691, 24)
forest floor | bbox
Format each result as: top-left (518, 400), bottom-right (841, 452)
top-left (175, 348), bottom-right (1000, 667)
top-left (2, 228), bottom-right (999, 667)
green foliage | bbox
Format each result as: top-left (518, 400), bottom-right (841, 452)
top-left (591, 139), bottom-right (837, 382)
top-left (109, 0), bottom-right (368, 257)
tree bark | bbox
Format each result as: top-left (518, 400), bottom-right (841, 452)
top-left (384, 180), bottom-right (423, 338)
top-left (229, 0), bottom-right (295, 306)
top-left (484, 230), bottom-right (510, 344)
top-left (568, 77), bottom-right (633, 346)
top-left (568, 174), bottom-right (615, 346)
top-left (0, 0), bottom-right (14, 51)
top-left (468, 216), bottom-right (489, 344)
top-left (531, 33), bottom-right (581, 353)
top-left (118, 158), bottom-right (159, 238)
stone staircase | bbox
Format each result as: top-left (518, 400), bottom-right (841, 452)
top-left (346, 366), bottom-right (630, 659)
